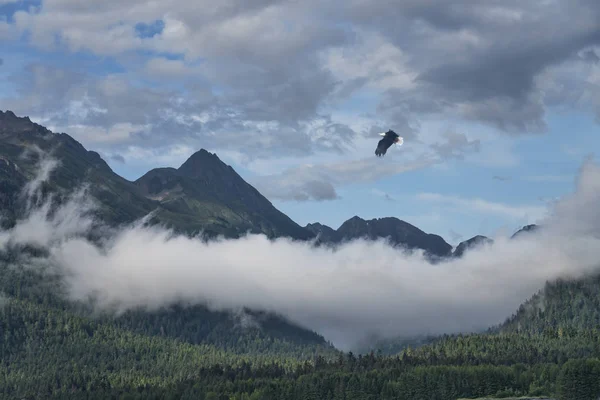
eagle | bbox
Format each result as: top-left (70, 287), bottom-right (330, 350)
top-left (375, 130), bottom-right (403, 157)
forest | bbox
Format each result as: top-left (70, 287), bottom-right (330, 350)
top-left (1, 251), bottom-right (600, 399)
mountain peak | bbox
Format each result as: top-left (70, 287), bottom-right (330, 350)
top-left (330, 215), bottom-right (452, 257)
top-left (177, 149), bottom-right (232, 179)
top-left (134, 148), bottom-right (314, 240)
top-left (0, 109), bottom-right (52, 136)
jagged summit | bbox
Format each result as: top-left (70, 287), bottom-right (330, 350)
top-left (0, 109), bottom-right (53, 137)
top-left (177, 149), bottom-right (235, 179)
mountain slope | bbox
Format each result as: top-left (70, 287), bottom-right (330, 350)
top-left (306, 216), bottom-right (453, 257)
top-left (492, 272), bottom-right (600, 336)
top-left (134, 149), bottom-right (314, 240)
top-left (0, 110), bottom-right (158, 229)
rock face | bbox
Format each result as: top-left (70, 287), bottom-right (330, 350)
top-left (306, 216), bottom-right (453, 257)
top-left (305, 222), bottom-right (341, 243)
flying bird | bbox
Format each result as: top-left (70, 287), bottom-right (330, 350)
top-left (375, 130), bottom-right (404, 157)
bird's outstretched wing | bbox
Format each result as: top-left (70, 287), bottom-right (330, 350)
top-left (375, 138), bottom-right (390, 157)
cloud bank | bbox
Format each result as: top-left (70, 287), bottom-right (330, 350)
top-left (2, 153), bottom-right (600, 351)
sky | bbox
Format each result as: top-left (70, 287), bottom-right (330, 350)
top-left (1, 0), bottom-right (600, 244)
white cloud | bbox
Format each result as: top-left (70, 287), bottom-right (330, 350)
top-left (3, 153), bottom-right (600, 353)
top-left (321, 28), bottom-right (417, 93)
top-left (143, 58), bottom-right (201, 78)
top-left (6, 0), bottom-right (600, 148)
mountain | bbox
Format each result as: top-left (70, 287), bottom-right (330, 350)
top-left (453, 235), bottom-right (493, 257)
top-left (0, 110), bottom-right (313, 241)
top-left (134, 149), bottom-right (313, 240)
top-left (451, 223), bottom-right (542, 258)
top-left (306, 216), bottom-right (453, 257)
top-left (0, 110), bottom-right (332, 355)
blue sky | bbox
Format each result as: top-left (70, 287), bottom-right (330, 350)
top-left (1, 0), bottom-right (599, 245)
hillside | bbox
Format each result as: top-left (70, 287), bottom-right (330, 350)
top-left (492, 272), bottom-right (600, 336)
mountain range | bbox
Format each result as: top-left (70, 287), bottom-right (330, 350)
top-left (2, 110), bottom-right (600, 398)
top-left (0, 110), bottom-right (541, 337)
top-left (0, 109), bottom-right (537, 260)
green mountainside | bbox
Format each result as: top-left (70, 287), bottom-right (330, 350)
top-left (492, 272), bottom-right (600, 336)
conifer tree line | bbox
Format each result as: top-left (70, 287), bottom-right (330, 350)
top-left (2, 255), bottom-right (600, 398)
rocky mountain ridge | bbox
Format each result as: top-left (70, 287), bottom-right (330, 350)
top-left (0, 109), bottom-right (539, 257)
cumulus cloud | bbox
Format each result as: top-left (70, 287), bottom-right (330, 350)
top-left (2, 0), bottom-right (600, 174)
top-left (348, 0), bottom-right (600, 133)
top-left (2, 62), bottom-right (355, 166)
top-left (3, 150), bottom-right (600, 352)
top-left (430, 131), bottom-right (481, 160)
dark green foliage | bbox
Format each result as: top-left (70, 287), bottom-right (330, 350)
top-left (556, 359), bottom-right (600, 400)
top-left (494, 273), bottom-right (600, 335)
top-left (1, 260), bottom-right (599, 400)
